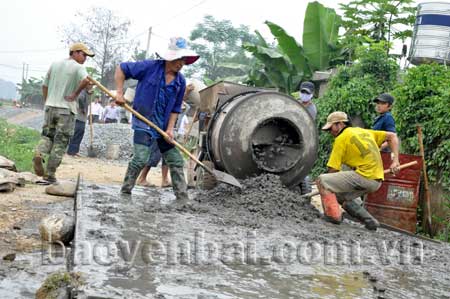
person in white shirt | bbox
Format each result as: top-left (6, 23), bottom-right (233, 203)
top-left (88, 97), bottom-right (103, 123)
top-left (102, 99), bottom-right (120, 123)
top-left (176, 114), bottom-right (189, 140)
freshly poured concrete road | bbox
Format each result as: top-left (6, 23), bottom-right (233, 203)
top-left (72, 176), bottom-right (450, 299)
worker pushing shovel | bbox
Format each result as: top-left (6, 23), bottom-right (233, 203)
top-left (105, 37), bottom-right (201, 204)
top-left (91, 37), bottom-right (240, 205)
top-left (316, 111), bottom-right (401, 231)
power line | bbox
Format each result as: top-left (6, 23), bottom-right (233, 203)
top-left (130, 1), bottom-right (207, 46)
top-left (0, 47), bottom-right (65, 54)
top-left (151, 31), bottom-right (168, 40)
top-left (152, 0), bottom-right (207, 27)
top-left (0, 63), bottom-right (47, 73)
top-left (0, 73), bottom-right (21, 81)
top-left (130, 30), bottom-right (147, 40)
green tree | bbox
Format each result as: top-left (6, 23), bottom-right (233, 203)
top-left (131, 47), bottom-right (147, 61)
top-left (339, 0), bottom-right (416, 56)
top-left (17, 77), bottom-right (44, 103)
top-left (187, 15), bottom-right (258, 81)
top-left (60, 7), bottom-right (134, 88)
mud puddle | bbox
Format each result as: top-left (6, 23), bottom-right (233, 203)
top-left (72, 175), bottom-right (450, 298)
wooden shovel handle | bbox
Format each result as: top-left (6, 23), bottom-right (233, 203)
top-left (383, 160), bottom-right (417, 174)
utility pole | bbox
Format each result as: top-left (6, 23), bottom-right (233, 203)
top-left (25, 63), bottom-right (29, 81)
top-left (146, 26), bottom-right (153, 59)
top-left (21, 62), bottom-right (26, 101)
top-left (22, 62), bottom-right (25, 82)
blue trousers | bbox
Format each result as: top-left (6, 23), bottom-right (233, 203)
top-left (67, 119), bottom-right (86, 155)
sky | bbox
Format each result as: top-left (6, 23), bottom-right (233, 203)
top-left (0, 0), bottom-right (431, 87)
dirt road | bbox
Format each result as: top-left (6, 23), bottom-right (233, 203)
top-left (0, 154), bottom-right (165, 298)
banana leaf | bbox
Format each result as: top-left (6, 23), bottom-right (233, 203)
top-left (303, 1), bottom-right (342, 70)
top-left (265, 21), bottom-right (312, 78)
top-left (243, 43), bottom-right (298, 92)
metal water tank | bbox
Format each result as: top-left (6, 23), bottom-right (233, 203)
top-left (409, 2), bottom-right (450, 65)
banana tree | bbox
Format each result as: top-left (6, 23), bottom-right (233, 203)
top-left (243, 1), bottom-right (343, 94)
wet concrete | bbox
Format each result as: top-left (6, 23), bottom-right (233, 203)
top-left (0, 197), bottom-right (73, 298)
top-left (72, 175), bottom-right (450, 298)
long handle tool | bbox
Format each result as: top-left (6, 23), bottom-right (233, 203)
top-left (417, 125), bottom-right (434, 237)
top-left (87, 76), bottom-right (242, 189)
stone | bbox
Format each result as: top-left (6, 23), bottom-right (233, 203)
top-left (45, 181), bottom-right (77, 197)
top-left (2, 253), bottom-right (16, 261)
top-left (0, 155), bottom-right (16, 171)
top-left (39, 214), bottom-right (75, 244)
top-left (0, 181), bottom-right (16, 192)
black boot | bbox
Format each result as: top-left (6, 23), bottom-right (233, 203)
top-left (343, 199), bottom-right (380, 231)
top-left (121, 165), bottom-right (141, 194)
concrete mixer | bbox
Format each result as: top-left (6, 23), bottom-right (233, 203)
top-left (192, 81), bottom-right (318, 189)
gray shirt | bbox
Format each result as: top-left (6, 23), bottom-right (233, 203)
top-left (301, 101), bottom-right (317, 121)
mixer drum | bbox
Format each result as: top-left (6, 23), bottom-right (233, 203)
top-left (207, 91), bottom-right (318, 187)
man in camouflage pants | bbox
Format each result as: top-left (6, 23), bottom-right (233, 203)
top-left (33, 43), bottom-right (94, 183)
top-left (114, 37), bottom-right (199, 203)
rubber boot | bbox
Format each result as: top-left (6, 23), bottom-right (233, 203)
top-left (343, 199), bottom-right (380, 231)
top-left (163, 147), bottom-right (189, 203)
top-left (170, 166), bottom-right (189, 202)
top-left (320, 193), bottom-right (343, 224)
top-left (121, 165), bottom-right (141, 194)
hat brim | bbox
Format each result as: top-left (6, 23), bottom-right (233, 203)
top-left (301, 88), bottom-right (313, 94)
top-left (81, 49), bottom-right (95, 57)
top-left (158, 49), bottom-right (199, 65)
top-left (322, 122), bottom-right (333, 130)
top-left (373, 98), bottom-right (388, 103)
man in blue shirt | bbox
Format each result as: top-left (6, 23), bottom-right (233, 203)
top-left (373, 93), bottom-right (396, 151)
top-left (114, 37), bottom-right (199, 202)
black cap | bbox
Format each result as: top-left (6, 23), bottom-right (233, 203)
top-left (300, 81), bottom-right (315, 94)
top-left (374, 93), bottom-right (394, 105)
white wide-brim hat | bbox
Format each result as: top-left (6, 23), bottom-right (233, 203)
top-left (157, 37), bottom-right (199, 65)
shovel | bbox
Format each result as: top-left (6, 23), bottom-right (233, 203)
top-left (87, 94), bottom-right (96, 158)
top-left (300, 161), bottom-right (419, 199)
top-left (417, 125), bottom-right (433, 237)
top-left (87, 76), bottom-right (242, 189)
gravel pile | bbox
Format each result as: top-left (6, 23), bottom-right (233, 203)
top-left (79, 123), bottom-right (134, 161)
top-left (191, 174), bottom-right (321, 228)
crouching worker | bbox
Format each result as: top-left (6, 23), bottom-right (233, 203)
top-left (317, 111), bottom-right (400, 230)
top-left (114, 37), bottom-right (199, 202)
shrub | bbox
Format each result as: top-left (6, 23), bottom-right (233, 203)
top-left (392, 63), bottom-right (450, 190)
top-left (0, 118), bottom-right (40, 172)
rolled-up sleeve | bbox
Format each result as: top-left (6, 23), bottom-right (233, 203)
top-left (120, 60), bottom-right (151, 81)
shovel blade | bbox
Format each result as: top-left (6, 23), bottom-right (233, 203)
top-left (87, 146), bottom-right (97, 158)
top-left (212, 169), bottom-right (242, 189)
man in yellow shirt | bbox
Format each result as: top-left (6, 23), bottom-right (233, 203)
top-left (317, 111), bottom-right (400, 230)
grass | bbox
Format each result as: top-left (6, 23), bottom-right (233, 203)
top-left (0, 118), bottom-right (40, 172)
